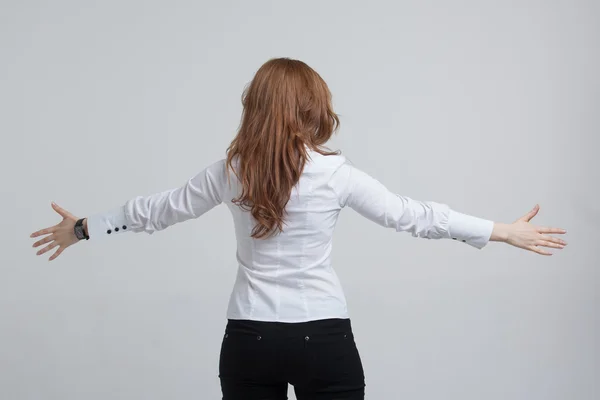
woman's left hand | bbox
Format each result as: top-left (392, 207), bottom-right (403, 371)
top-left (491, 204), bottom-right (567, 255)
top-left (30, 202), bottom-right (82, 261)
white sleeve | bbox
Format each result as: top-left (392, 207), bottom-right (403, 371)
top-left (86, 159), bottom-right (228, 239)
top-left (331, 160), bottom-right (494, 249)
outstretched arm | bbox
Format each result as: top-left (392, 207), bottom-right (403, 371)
top-left (331, 160), bottom-right (567, 255)
top-left (30, 159), bottom-right (228, 261)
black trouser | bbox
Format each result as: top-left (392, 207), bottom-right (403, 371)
top-left (219, 318), bottom-right (366, 399)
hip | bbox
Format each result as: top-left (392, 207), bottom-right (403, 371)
top-left (219, 317), bottom-right (366, 397)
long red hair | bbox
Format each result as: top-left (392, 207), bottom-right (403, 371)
top-left (226, 58), bottom-right (340, 239)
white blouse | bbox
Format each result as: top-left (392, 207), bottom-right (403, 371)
top-left (87, 149), bottom-right (494, 323)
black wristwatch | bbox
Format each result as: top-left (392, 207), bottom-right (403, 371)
top-left (74, 218), bottom-right (89, 240)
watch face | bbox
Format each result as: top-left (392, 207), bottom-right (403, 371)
top-left (74, 226), bottom-right (84, 239)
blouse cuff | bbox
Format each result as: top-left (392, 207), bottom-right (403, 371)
top-left (86, 206), bottom-right (131, 239)
top-left (447, 210), bottom-right (494, 249)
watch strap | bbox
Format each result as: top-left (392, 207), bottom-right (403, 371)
top-left (74, 218), bottom-right (89, 240)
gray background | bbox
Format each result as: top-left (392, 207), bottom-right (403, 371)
top-left (2, 0), bottom-right (598, 399)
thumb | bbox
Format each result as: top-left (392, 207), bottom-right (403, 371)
top-left (518, 204), bottom-right (540, 222)
top-left (51, 202), bottom-right (73, 219)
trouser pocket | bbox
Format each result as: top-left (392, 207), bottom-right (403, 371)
top-left (302, 325), bottom-right (364, 387)
top-left (218, 322), bottom-right (270, 380)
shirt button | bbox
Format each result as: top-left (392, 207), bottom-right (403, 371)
top-left (305, 336), bottom-right (310, 341)
top-left (257, 336), bottom-right (262, 341)
top-left (462, 240), bottom-right (466, 242)
top-left (107, 229), bottom-right (112, 234)
top-left (115, 227), bottom-right (119, 232)
top-left (122, 225), bottom-right (127, 230)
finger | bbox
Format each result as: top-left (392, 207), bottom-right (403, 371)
top-left (51, 202), bottom-right (73, 219)
top-left (30, 226), bottom-right (57, 238)
top-left (49, 246), bottom-right (65, 261)
top-left (36, 241), bottom-right (58, 256)
top-left (537, 240), bottom-right (564, 249)
top-left (540, 234), bottom-right (567, 246)
top-left (519, 204), bottom-right (540, 222)
top-left (528, 245), bottom-right (552, 256)
top-left (32, 235), bottom-right (54, 248)
top-left (537, 227), bottom-right (567, 235)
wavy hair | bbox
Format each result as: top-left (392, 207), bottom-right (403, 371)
top-left (226, 58), bottom-right (340, 239)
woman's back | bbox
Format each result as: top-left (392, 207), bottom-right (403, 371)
top-left (224, 149), bottom-right (350, 322)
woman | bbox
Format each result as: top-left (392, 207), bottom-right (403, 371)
top-left (30, 58), bottom-right (567, 399)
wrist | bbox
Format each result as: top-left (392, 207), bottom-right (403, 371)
top-left (490, 222), bottom-right (511, 242)
top-left (73, 217), bottom-right (90, 240)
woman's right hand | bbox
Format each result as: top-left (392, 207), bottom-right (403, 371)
top-left (30, 202), bottom-right (83, 261)
top-left (491, 204), bottom-right (567, 255)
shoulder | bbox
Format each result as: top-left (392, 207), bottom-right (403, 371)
top-left (190, 158), bottom-right (229, 188)
top-left (202, 158), bottom-right (228, 175)
top-left (308, 150), bottom-right (357, 205)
